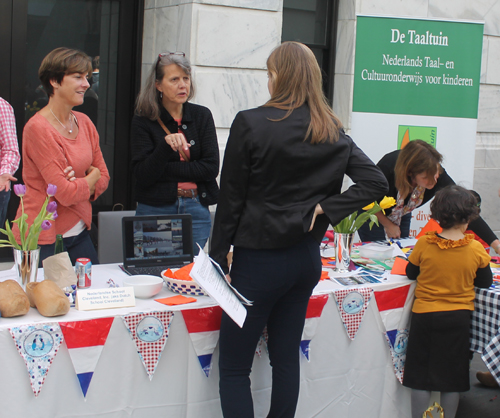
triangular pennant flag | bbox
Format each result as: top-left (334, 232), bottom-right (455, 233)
top-left (9, 323), bottom-right (64, 397)
top-left (59, 317), bottom-right (114, 397)
top-left (374, 283), bottom-right (415, 383)
top-left (121, 311), bottom-right (174, 380)
top-left (301, 294), bottom-right (329, 360)
top-left (333, 287), bottom-right (373, 340)
top-left (255, 326), bottom-right (269, 357)
top-left (182, 306), bottom-right (222, 377)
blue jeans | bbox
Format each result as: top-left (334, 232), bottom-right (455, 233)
top-left (0, 190), bottom-right (10, 228)
top-left (219, 234), bottom-right (322, 418)
top-left (358, 212), bottom-right (412, 242)
top-left (39, 229), bottom-right (99, 266)
top-left (136, 197), bottom-right (211, 252)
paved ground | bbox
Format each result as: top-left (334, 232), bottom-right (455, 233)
top-left (456, 354), bottom-right (499, 418)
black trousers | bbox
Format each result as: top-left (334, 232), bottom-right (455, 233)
top-left (218, 234), bottom-right (322, 418)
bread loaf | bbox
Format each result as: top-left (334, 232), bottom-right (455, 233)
top-left (0, 280), bottom-right (30, 317)
top-left (27, 280), bottom-right (70, 317)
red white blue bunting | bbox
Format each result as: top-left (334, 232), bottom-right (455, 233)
top-left (59, 317), bottom-right (114, 397)
top-left (301, 294), bottom-right (329, 360)
top-left (182, 306), bottom-right (222, 377)
top-left (374, 284), bottom-right (415, 383)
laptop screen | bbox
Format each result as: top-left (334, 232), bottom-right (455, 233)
top-left (122, 215), bottom-right (193, 267)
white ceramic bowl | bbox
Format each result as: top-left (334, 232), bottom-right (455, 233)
top-left (123, 275), bottom-right (164, 298)
top-left (161, 270), bottom-right (208, 296)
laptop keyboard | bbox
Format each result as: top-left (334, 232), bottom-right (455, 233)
top-left (125, 265), bottom-right (186, 277)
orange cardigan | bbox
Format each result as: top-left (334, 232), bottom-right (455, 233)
top-left (14, 111), bottom-right (109, 245)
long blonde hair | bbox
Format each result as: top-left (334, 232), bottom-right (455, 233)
top-left (264, 42), bottom-right (341, 144)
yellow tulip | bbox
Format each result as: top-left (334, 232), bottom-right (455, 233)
top-left (380, 196), bottom-right (396, 209)
top-left (362, 202), bottom-right (375, 210)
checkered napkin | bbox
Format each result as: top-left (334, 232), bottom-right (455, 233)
top-left (121, 311), bottom-right (175, 380)
top-left (333, 287), bottom-right (373, 340)
top-left (471, 288), bottom-right (500, 385)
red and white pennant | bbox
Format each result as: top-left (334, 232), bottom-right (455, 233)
top-left (333, 287), bottom-right (373, 340)
top-left (121, 311), bottom-right (175, 380)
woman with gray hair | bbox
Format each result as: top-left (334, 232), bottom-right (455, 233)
top-left (131, 52), bottom-right (219, 250)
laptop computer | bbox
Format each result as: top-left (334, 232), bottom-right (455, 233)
top-left (121, 214), bottom-right (194, 276)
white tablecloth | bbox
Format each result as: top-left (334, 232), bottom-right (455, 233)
top-left (0, 264), bottom-right (413, 418)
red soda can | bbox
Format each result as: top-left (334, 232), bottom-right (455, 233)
top-left (75, 258), bottom-right (92, 288)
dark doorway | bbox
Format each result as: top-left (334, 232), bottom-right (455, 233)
top-left (0, 0), bottom-right (143, 261)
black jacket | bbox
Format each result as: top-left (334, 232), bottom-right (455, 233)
top-left (131, 102), bottom-right (219, 206)
top-left (378, 149), bottom-right (497, 245)
top-left (210, 105), bottom-right (389, 273)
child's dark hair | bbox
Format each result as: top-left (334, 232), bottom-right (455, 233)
top-left (469, 189), bottom-right (481, 212)
top-left (430, 185), bottom-right (480, 229)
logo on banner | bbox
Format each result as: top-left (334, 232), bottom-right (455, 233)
top-left (60, 317), bottom-right (114, 397)
top-left (398, 125), bottom-right (437, 149)
top-left (9, 323), bottom-right (64, 397)
top-left (182, 306), bottom-right (222, 377)
top-left (121, 311), bottom-right (174, 380)
top-left (333, 288), bottom-right (373, 340)
top-left (301, 294), bottom-right (329, 360)
top-left (374, 283), bottom-right (415, 383)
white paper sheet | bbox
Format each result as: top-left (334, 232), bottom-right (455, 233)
top-left (190, 248), bottom-right (247, 328)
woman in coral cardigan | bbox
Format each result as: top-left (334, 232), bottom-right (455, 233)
top-left (15, 47), bottom-right (109, 264)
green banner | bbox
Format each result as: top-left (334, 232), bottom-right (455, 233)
top-left (353, 16), bottom-right (483, 118)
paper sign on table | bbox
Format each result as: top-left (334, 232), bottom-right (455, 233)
top-left (190, 246), bottom-right (249, 328)
top-left (76, 287), bottom-right (135, 310)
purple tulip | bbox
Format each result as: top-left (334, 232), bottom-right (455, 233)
top-left (46, 184), bottom-right (57, 196)
top-left (41, 220), bottom-right (52, 231)
top-left (47, 201), bottom-right (58, 213)
top-left (51, 211), bottom-right (58, 220)
top-left (13, 184), bottom-right (26, 197)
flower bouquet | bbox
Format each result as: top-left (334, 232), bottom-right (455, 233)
top-left (0, 184), bottom-right (58, 289)
top-left (333, 196), bottom-right (396, 234)
top-left (331, 196), bottom-right (396, 272)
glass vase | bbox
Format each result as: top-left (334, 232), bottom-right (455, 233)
top-left (13, 247), bottom-right (40, 291)
top-left (334, 232), bottom-right (354, 273)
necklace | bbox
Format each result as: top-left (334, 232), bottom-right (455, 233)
top-left (50, 108), bottom-right (73, 133)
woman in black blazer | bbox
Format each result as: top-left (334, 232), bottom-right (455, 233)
top-left (210, 42), bottom-right (388, 418)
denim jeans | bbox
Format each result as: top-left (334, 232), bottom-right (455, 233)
top-left (0, 190), bottom-right (10, 228)
top-left (219, 234), bottom-right (322, 418)
top-left (39, 229), bottom-right (99, 266)
top-left (358, 212), bottom-right (412, 242)
top-left (136, 196), bottom-right (211, 252)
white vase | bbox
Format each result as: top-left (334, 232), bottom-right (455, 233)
top-left (13, 248), bottom-right (40, 291)
top-left (334, 233), bottom-right (354, 273)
